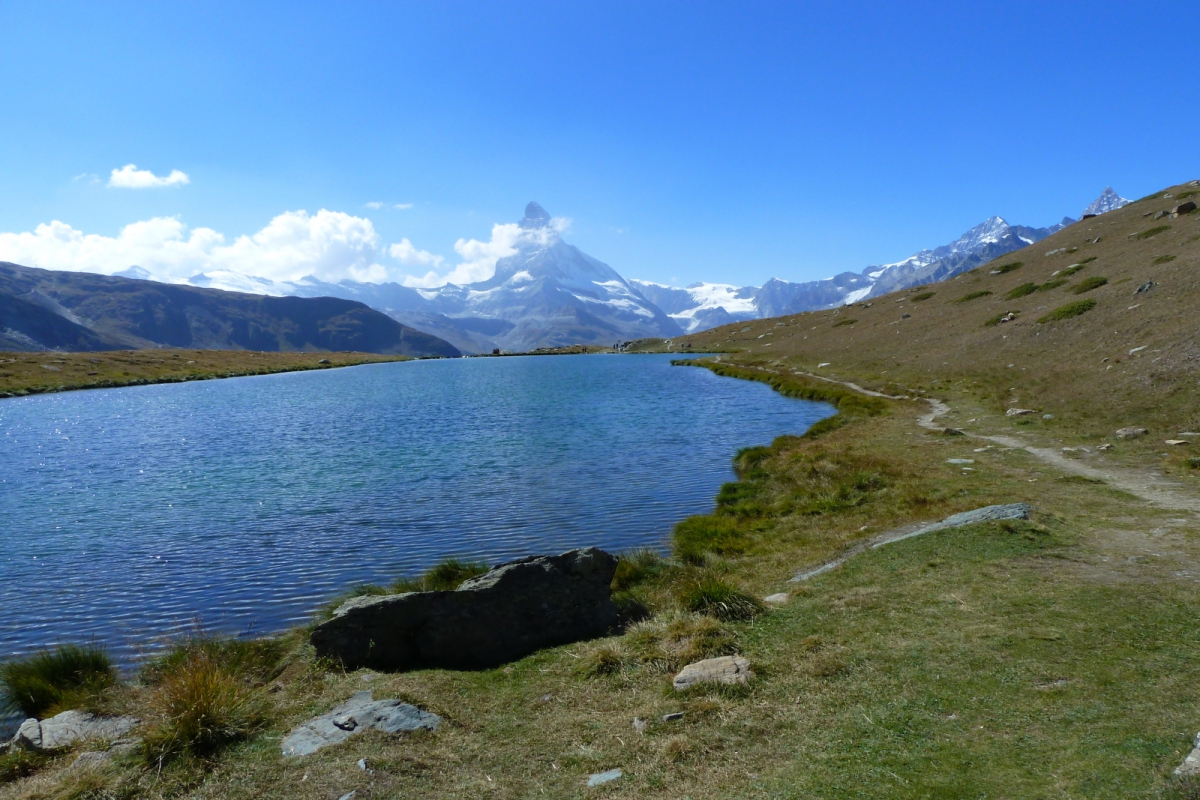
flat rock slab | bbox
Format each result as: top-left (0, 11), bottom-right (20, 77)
top-left (673, 656), bottom-right (753, 691)
top-left (1116, 427), bottom-right (1148, 439)
top-left (283, 692), bottom-right (440, 757)
top-left (311, 547), bottom-right (618, 671)
top-left (763, 593), bottom-right (789, 605)
top-left (13, 711), bottom-right (138, 752)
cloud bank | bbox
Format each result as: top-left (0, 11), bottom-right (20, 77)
top-left (108, 164), bottom-right (190, 188)
top-left (0, 210), bottom-right (570, 287)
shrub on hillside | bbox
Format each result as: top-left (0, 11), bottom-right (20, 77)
top-left (0, 644), bottom-right (115, 718)
top-left (956, 291), bottom-right (992, 303)
top-left (1072, 276), bottom-right (1108, 294)
top-left (910, 291), bottom-right (935, 301)
top-left (1005, 283), bottom-right (1038, 300)
top-left (832, 318), bottom-right (857, 327)
top-left (1135, 225), bottom-right (1171, 240)
top-left (1038, 299), bottom-right (1097, 323)
top-left (991, 261), bottom-right (1023, 274)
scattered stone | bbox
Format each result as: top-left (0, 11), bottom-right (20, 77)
top-left (662, 712), bottom-right (685, 722)
top-left (1181, 432), bottom-right (1200, 438)
top-left (1098, 444), bottom-right (1113, 451)
top-left (1173, 201), bottom-right (1196, 215)
top-left (311, 548), bottom-right (618, 670)
top-left (357, 758), bottom-right (374, 775)
top-left (763, 593), bottom-right (789, 605)
top-left (946, 458), bottom-right (974, 465)
top-left (13, 711), bottom-right (138, 752)
top-left (333, 714), bottom-right (357, 731)
top-left (338, 792), bottom-right (357, 800)
top-left (673, 656), bottom-right (753, 691)
top-left (282, 692), bottom-right (440, 757)
top-left (943, 427), bottom-right (965, 436)
top-left (817, 362), bottom-right (831, 368)
top-left (632, 717), bottom-right (647, 735)
top-left (1135, 281), bottom-right (1156, 295)
top-left (1042, 414), bottom-right (1055, 420)
top-left (1116, 427), bottom-right (1148, 439)
top-left (587, 769), bottom-right (622, 787)
top-left (1154, 210), bottom-right (1170, 220)
top-left (318, 358), bottom-right (331, 364)
top-left (1166, 440), bottom-right (1190, 446)
top-left (1045, 247), bottom-right (1067, 257)
top-left (1005, 408), bottom-right (1037, 417)
top-left (1175, 732), bottom-right (1200, 776)
top-left (1129, 345), bottom-right (1147, 355)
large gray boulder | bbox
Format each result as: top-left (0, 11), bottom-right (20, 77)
top-left (311, 547), bottom-right (619, 670)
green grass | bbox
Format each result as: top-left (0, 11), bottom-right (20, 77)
top-left (1005, 283), bottom-right (1038, 300)
top-left (1071, 276), bottom-right (1108, 294)
top-left (0, 644), bottom-right (116, 718)
top-left (677, 577), bottom-right (764, 621)
top-left (673, 515), bottom-right (748, 564)
top-left (833, 318), bottom-right (857, 327)
top-left (991, 261), bottom-right (1023, 274)
top-left (1039, 278), bottom-right (1068, 291)
top-left (1136, 225), bottom-right (1172, 240)
top-left (910, 291), bottom-right (936, 301)
top-left (611, 548), bottom-right (670, 592)
top-left (1038, 299), bottom-right (1098, 323)
top-left (1153, 255), bottom-right (1177, 265)
top-left (956, 290), bottom-right (993, 303)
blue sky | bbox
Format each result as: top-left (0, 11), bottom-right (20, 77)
top-left (0, 1), bottom-right (1196, 288)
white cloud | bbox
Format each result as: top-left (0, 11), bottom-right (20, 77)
top-left (365, 201), bottom-right (384, 209)
top-left (108, 164), bottom-right (190, 189)
top-left (394, 203), bottom-right (414, 210)
top-left (399, 217), bottom-right (567, 288)
top-left (388, 238), bottom-right (444, 268)
top-left (0, 210), bottom-right (391, 284)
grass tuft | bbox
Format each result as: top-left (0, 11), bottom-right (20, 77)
top-left (611, 549), bottom-right (669, 592)
top-left (0, 748), bottom-right (50, 784)
top-left (142, 650), bottom-right (270, 764)
top-left (910, 291), bottom-right (936, 301)
top-left (1038, 299), bottom-right (1097, 323)
top-left (0, 644), bottom-right (116, 718)
top-left (421, 558), bottom-right (490, 591)
top-left (1005, 283), bottom-right (1038, 300)
top-left (1071, 276), bottom-right (1108, 294)
top-left (1153, 255), bottom-right (1177, 265)
top-left (677, 578), bottom-right (764, 621)
top-left (832, 318), bottom-right (857, 327)
top-left (1135, 225), bottom-right (1171, 240)
top-left (956, 291), bottom-right (993, 303)
top-left (673, 515), bottom-right (747, 564)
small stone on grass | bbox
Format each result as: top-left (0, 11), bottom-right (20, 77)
top-left (587, 769), bottom-right (622, 787)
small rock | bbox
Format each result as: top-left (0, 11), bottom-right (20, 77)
top-left (1128, 346), bottom-right (1147, 355)
top-left (318, 358), bottom-right (331, 364)
top-left (357, 758), bottom-right (374, 775)
top-left (1166, 440), bottom-right (1189, 446)
top-left (1006, 408), bottom-right (1037, 417)
top-left (1042, 414), bottom-right (1054, 420)
top-left (587, 769), bottom-right (622, 787)
top-left (1173, 201), bottom-right (1196, 215)
top-left (662, 712), bottom-right (685, 722)
top-left (673, 655), bottom-right (753, 691)
top-left (1116, 427), bottom-right (1148, 440)
top-left (632, 717), bottom-right (647, 735)
top-left (69, 751), bottom-right (111, 770)
top-left (1098, 444), bottom-right (1113, 451)
top-left (943, 427), bottom-right (965, 436)
top-left (763, 593), bottom-right (789, 605)
top-left (946, 458), bottom-right (974, 465)
top-left (338, 792), bottom-right (357, 800)
top-left (1135, 281), bottom-right (1155, 295)
top-left (1180, 432), bottom-right (1200, 437)
top-left (1175, 732), bottom-right (1200, 776)
top-left (333, 715), bottom-right (358, 731)
top-left (1154, 210), bottom-right (1169, 220)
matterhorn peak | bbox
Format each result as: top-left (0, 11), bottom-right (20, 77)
top-left (520, 201), bottom-right (551, 229)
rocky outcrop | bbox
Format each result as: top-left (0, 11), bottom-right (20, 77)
top-left (282, 692), bottom-right (441, 757)
top-left (311, 547), bottom-right (619, 671)
top-left (12, 710), bottom-right (137, 752)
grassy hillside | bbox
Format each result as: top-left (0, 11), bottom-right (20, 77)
top-left (5, 182), bottom-right (1200, 799)
top-left (0, 262), bottom-right (461, 357)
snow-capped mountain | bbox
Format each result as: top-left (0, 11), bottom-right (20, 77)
top-left (630, 281), bottom-right (758, 333)
top-left (1081, 187), bottom-right (1129, 217)
top-left (633, 189), bottom-right (1123, 329)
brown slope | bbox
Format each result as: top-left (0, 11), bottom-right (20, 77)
top-left (0, 262), bottom-right (461, 357)
top-left (680, 179), bottom-right (1200, 436)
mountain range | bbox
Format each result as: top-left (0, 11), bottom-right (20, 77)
top-left (7, 189), bottom-right (1130, 353)
top-left (0, 262), bottom-right (460, 356)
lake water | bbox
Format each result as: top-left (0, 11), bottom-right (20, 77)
top-left (0, 354), bottom-right (831, 666)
